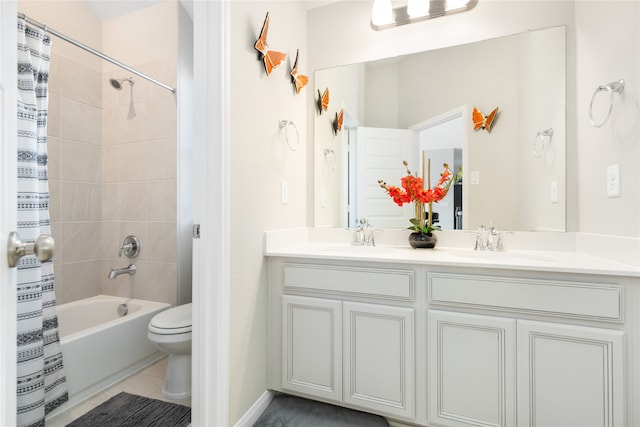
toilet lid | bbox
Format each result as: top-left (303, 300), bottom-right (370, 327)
top-left (149, 303), bottom-right (192, 335)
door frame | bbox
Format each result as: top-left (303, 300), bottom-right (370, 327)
top-left (0, 0), bottom-right (18, 425)
top-left (0, 1), bottom-right (230, 425)
top-left (192, 1), bottom-right (230, 426)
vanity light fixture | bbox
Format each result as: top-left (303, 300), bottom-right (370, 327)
top-left (371, 0), bottom-right (478, 30)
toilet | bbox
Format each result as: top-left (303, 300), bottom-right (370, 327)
top-left (147, 303), bottom-right (192, 400)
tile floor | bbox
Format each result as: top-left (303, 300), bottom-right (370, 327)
top-left (47, 356), bottom-right (191, 426)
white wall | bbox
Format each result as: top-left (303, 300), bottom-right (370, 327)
top-left (229, 2), bottom-right (308, 423)
top-left (308, 0), bottom-right (640, 238)
top-left (575, 1), bottom-right (640, 237)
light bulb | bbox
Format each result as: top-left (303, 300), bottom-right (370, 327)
top-left (371, 0), bottom-right (393, 26)
top-left (407, 0), bottom-right (429, 17)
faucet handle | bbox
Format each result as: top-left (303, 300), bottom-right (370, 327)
top-left (495, 233), bottom-right (505, 251)
top-left (474, 230), bottom-right (485, 251)
top-left (118, 235), bottom-right (141, 258)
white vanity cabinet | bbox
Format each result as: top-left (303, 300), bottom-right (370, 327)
top-left (427, 310), bottom-right (517, 427)
top-left (343, 301), bottom-right (415, 419)
top-left (271, 261), bottom-right (416, 421)
top-left (267, 253), bottom-right (635, 427)
top-left (281, 295), bottom-right (342, 402)
top-left (428, 272), bottom-right (626, 427)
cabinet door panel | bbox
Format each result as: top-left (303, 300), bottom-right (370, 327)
top-left (282, 295), bottom-right (342, 401)
top-left (517, 320), bottom-right (624, 427)
top-left (344, 302), bottom-right (415, 420)
top-left (428, 310), bottom-right (516, 427)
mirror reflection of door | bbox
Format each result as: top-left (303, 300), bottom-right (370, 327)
top-left (352, 127), bottom-right (414, 229)
top-left (414, 112), bottom-right (464, 230)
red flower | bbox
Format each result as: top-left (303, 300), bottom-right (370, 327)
top-left (379, 162), bottom-right (457, 206)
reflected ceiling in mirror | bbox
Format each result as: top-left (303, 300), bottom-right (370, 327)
top-left (314, 26), bottom-right (566, 232)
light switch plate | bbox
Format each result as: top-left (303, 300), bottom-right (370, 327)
top-left (470, 170), bottom-right (480, 185)
top-left (550, 180), bottom-right (558, 203)
top-left (281, 181), bottom-right (289, 204)
top-left (607, 164), bottom-right (621, 198)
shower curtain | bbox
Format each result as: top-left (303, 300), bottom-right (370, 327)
top-left (16, 17), bottom-right (68, 426)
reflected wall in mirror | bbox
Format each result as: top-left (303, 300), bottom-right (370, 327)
top-left (314, 26), bottom-right (566, 232)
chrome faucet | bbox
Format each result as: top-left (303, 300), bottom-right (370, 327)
top-left (108, 264), bottom-right (137, 279)
top-left (474, 224), bottom-right (504, 251)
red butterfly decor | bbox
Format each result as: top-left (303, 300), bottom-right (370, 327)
top-left (317, 88), bottom-right (329, 114)
top-left (472, 106), bottom-right (499, 132)
top-left (254, 12), bottom-right (287, 76)
top-left (290, 49), bottom-right (308, 94)
top-left (332, 109), bottom-right (344, 134)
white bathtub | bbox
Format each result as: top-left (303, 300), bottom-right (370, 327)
top-left (55, 295), bottom-right (170, 407)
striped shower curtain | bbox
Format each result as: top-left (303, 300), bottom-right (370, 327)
top-left (16, 17), bottom-right (68, 426)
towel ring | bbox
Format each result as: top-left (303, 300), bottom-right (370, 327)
top-left (324, 148), bottom-right (337, 171)
top-left (533, 128), bottom-right (553, 159)
top-left (589, 79), bottom-right (625, 128)
top-left (279, 120), bottom-right (299, 151)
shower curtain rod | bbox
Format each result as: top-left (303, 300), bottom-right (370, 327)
top-left (18, 12), bottom-right (177, 94)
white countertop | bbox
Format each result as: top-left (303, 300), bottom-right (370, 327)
top-left (264, 229), bottom-right (640, 277)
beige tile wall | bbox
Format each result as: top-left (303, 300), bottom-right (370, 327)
top-left (100, 59), bottom-right (177, 305)
top-left (47, 6), bottom-right (178, 306)
top-left (48, 53), bottom-right (104, 303)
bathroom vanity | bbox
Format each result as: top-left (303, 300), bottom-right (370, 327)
top-left (265, 233), bottom-right (639, 427)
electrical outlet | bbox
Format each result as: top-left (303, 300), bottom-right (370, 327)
top-left (607, 164), bottom-right (621, 198)
top-left (281, 181), bottom-right (289, 204)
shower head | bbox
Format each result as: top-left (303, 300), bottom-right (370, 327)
top-left (109, 77), bottom-right (134, 90)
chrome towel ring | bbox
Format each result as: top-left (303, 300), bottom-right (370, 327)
top-left (533, 128), bottom-right (553, 159)
top-left (279, 120), bottom-right (300, 151)
top-left (589, 79), bottom-right (625, 128)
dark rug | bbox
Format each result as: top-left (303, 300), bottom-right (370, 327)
top-left (66, 391), bottom-right (191, 427)
top-left (253, 394), bottom-right (388, 426)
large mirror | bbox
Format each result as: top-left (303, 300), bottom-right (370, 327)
top-left (314, 26), bottom-right (566, 232)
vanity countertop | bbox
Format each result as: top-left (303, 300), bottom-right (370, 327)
top-left (265, 241), bottom-right (640, 277)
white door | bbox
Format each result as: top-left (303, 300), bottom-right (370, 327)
top-left (517, 320), bottom-right (624, 427)
top-left (354, 127), bottom-right (414, 229)
top-left (343, 301), bottom-right (415, 420)
top-left (282, 295), bottom-right (343, 402)
top-left (428, 310), bottom-right (516, 427)
top-left (0, 0), bottom-right (18, 424)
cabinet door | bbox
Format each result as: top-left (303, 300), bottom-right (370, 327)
top-left (428, 310), bottom-right (516, 427)
top-left (282, 295), bottom-right (342, 401)
top-left (343, 301), bottom-right (415, 420)
top-left (517, 320), bottom-right (625, 427)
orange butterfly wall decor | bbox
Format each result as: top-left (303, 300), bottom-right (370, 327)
top-left (317, 88), bottom-right (329, 114)
top-left (472, 106), bottom-right (499, 132)
top-left (332, 109), bottom-right (344, 135)
top-left (290, 49), bottom-right (308, 94)
top-left (254, 12), bottom-right (287, 76)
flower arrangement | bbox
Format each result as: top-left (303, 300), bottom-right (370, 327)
top-left (378, 159), bottom-right (459, 235)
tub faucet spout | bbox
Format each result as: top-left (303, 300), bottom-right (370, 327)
top-left (108, 264), bottom-right (137, 279)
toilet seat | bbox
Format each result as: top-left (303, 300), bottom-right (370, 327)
top-left (149, 303), bottom-right (192, 335)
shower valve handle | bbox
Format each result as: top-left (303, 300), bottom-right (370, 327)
top-left (118, 235), bottom-right (141, 258)
top-left (6, 232), bottom-right (54, 268)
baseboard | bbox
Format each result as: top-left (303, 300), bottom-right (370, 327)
top-left (233, 390), bottom-right (275, 427)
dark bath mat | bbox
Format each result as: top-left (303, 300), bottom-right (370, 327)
top-left (253, 394), bottom-right (388, 427)
top-left (66, 391), bottom-right (190, 427)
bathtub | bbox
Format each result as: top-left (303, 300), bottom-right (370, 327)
top-left (54, 295), bottom-right (170, 407)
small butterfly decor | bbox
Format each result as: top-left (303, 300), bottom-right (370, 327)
top-left (332, 109), bottom-right (344, 135)
top-left (317, 87), bottom-right (329, 115)
top-left (472, 106), bottom-right (499, 132)
top-left (254, 12), bottom-right (287, 76)
top-left (290, 49), bottom-right (308, 94)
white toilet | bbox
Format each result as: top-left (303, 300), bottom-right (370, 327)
top-left (147, 303), bottom-right (192, 400)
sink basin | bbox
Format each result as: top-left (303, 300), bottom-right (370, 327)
top-left (451, 250), bottom-right (556, 263)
